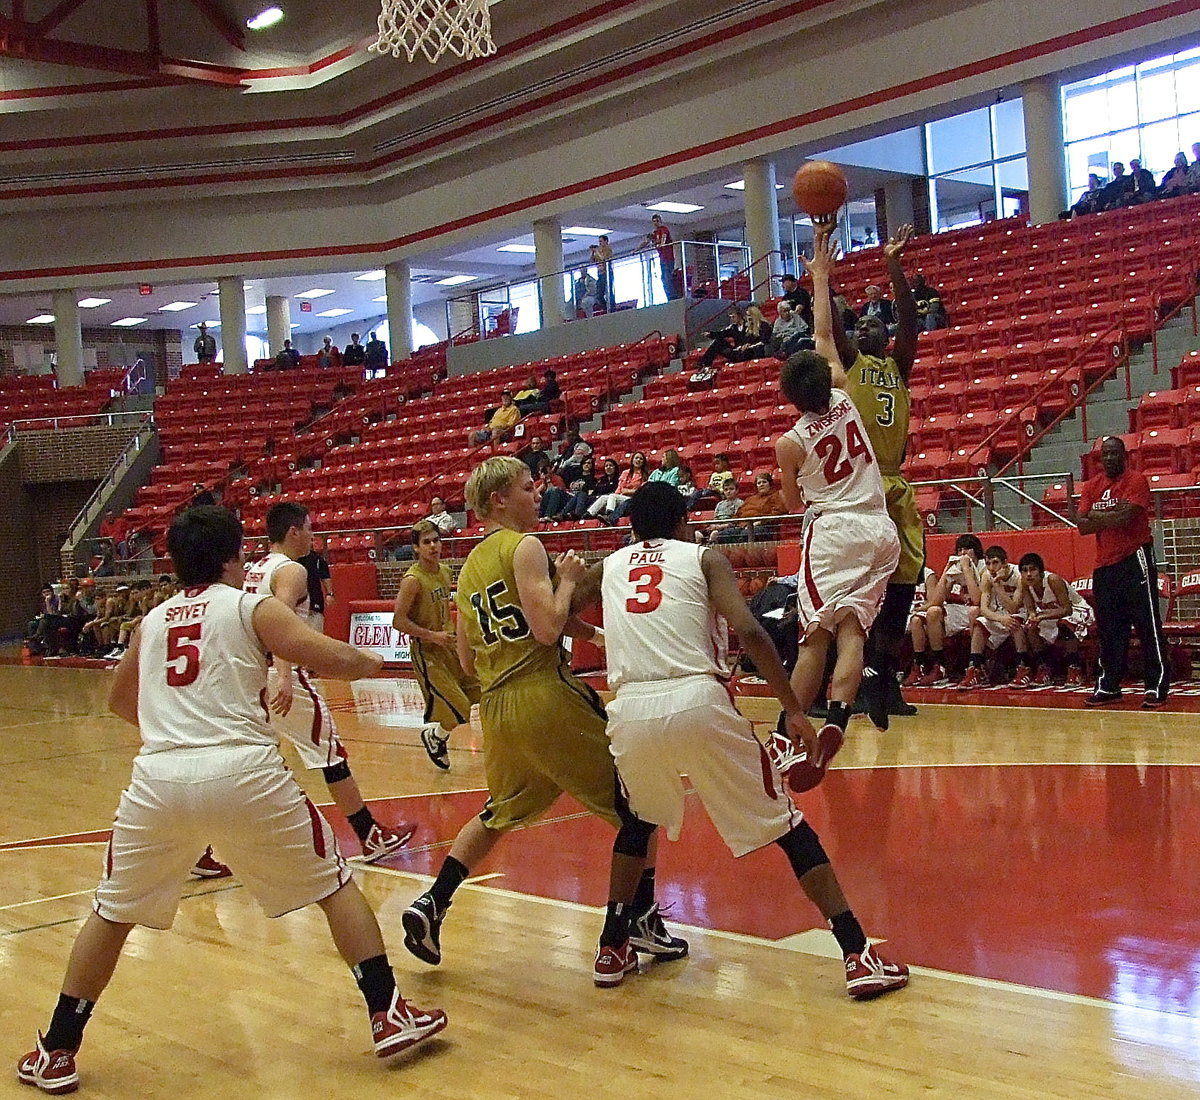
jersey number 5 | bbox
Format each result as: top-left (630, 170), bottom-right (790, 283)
top-left (813, 420), bottom-right (873, 483)
top-left (166, 624), bottom-right (202, 687)
top-left (626, 565), bottom-right (664, 613)
top-left (470, 580), bottom-right (531, 645)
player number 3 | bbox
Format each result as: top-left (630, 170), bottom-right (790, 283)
top-left (626, 565), bottom-right (664, 613)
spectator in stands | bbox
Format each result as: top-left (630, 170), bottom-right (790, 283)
top-left (613, 448), bottom-right (683, 523)
top-left (1125, 158), bottom-right (1158, 205)
top-left (193, 322), bottom-right (217, 364)
top-left (573, 270), bottom-right (599, 316)
top-left (299, 545), bottom-right (333, 635)
top-left (520, 435), bottom-right (550, 477)
top-left (1064, 173), bottom-right (1106, 218)
top-left (643, 214), bottom-right (680, 301)
top-left (767, 301), bottom-right (808, 358)
top-left (317, 336), bottom-right (342, 368)
top-left (779, 273), bottom-right (813, 319)
top-left (555, 455), bottom-right (600, 520)
top-left (910, 273), bottom-right (939, 310)
top-left (688, 452), bottom-right (735, 511)
top-left (705, 480), bottom-right (746, 544)
top-left (914, 534), bottom-right (985, 686)
top-left (66, 578), bottom-right (97, 655)
top-left (536, 456), bottom-right (570, 519)
top-left (924, 298), bottom-right (949, 332)
top-left (737, 472), bottom-right (787, 538)
top-left (957, 545), bottom-right (1027, 688)
top-left (105, 579), bottom-right (154, 660)
top-left (734, 305), bottom-right (772, 361)
top-left (513, 373), bottom-right (540, 406)
top-left (590, 235), bottom-right (614, 310)
top-left (1160, 152), bottom-right (1192, 197)
top-left (343, 332), bottom-right (366, 366)
top-left (695, 306), bottom-right (747, 371)
top-left (860, 285), bottom-right (895, 327)
top-left (1099, 163), bottom-right (1133, 210)
top-left (1078, 435), bottom-right (1168, 708)
top-left (1190, 142), bottom-right (1200, 189)
top-left (555, 441), bottom-right (592, 486)
top-left (425, 495), bottom-right (461, 536)
top-left (274, 339), bottom-right (301, 370)
top-left (675, 464), bottom-right (697, 509)
top-left (190, 482), bottom-right (217, 508)
top-left (587, 450), bottom-right (647, 520)
top-left (1015, 552), bottom-right (1092, 688)
top-left (468, 390), bottom-right (521, 445)
top-left (364, 331), bottom-right (388, 370)
top-left (516, 370), bottom-right (560, 416)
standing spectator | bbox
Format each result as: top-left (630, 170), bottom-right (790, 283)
top-left (779, 273), bottom-right (813, 323)
top-left (1160, 152), bottom-right (1192, 197)
top-left (317, 336), bottom-right (341, 368)
top-left (364, 331), bottom-right (388, 370)
top-left (1078, 436), bottom-right (1168, 708)
top-left (298, 545), bottom-right (333, 635)
top-left (193, 322), bottom-right (217, 364)
top-left (520, 435), bottom-right (550, 477)
top-left (644, 214), bottom-right (680, 301)
top-left (468, 390), bottom-right (521, 445)
top-left (424, 496), bottom-right (461, 536)
top-left (274, 340), bottom-right (301, 370)
top-left (587, 451), bottom-right (648, 520)
top-left (860, 285), bottom-right (895, 327)
top-left (343, 332), bottom-right (366, 366)
top-left (590, 235), bottom-right (614, 310)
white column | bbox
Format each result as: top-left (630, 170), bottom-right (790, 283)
top-left (218, 276), bottom-right (248, 375)
top-left (1022, 75), bottom-right (1068, 226)
top-left (385, 260), bottom-right (413, 361)
top-left (743, 158), bottom-right (782, 296)
top-left (533, 215), bottom-right (565, 327)
top-left (266, 295), bottom-right (291, 356)
top-left (881, 179), bottom-right (916, 239)
top-left (52, 289), bottom-right (84, 387)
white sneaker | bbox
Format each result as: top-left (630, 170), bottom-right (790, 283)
top-left (419, 723), bottom-right (450, 770)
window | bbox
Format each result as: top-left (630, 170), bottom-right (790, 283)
top-left (925, 101), bottom-right (1027, 231)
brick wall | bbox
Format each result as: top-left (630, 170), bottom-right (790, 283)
top-left (17, 426), bottom-right (140, 482)
top-left (28, 483), bottom-right (94, 587)
top-left (0, 324), bottom-right (182, 388)
top-left (0, 447), bottom-right (39, 638)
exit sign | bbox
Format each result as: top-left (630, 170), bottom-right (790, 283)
top-left (138, 284), bottom-right (153, 296)
top-left (299, 301), bottom-right (313, 313)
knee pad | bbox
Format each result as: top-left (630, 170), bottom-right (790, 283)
top-left (613, 816), bottom-right (656, 859)
top-left (776, 820), bottom-right (829, 877)
top-left (322, 760), bottom-right (352, 784)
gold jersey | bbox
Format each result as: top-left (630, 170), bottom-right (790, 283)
top-left (455, 528), bottom-right (567, 693)
top-left (845, 352), bottom-right (911, 477)
top-left (403, 562), bottom-right (454, 635)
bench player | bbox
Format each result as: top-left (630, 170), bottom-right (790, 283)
top-left (1016, 552), bottom-right (1092, 687)
top-left (916, 534), bottom-right (985, 686)
top-left (401, 457), bottom-right (685, 982)
top-left (16, 507), bottom-right (444, 1095)
top-left (958, 545), bottom-right (1029, 689)
top-left (392, 520), bottom-right (480, 770)
top-left (573, 481), bottom-right (909, 997)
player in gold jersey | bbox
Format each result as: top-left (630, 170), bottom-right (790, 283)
top-left (392, 521), bottom-right (480, 770)
top-left (402, 457), bottom-right (686, 985)
top-left (819, 220), bottom-right (923, 730)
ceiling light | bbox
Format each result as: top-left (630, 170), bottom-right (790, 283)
top-left (354, 270), bottom-right (386, 281)
top-left (372, 295), bottom-right (388, 303)
top-left (723, 181), bottom-right (783, 191)
top-left (316, 308), bottom-right (353, 317)
top-left (646, 201), bottom-right (703, 213)
top-left (191, 320), bottom-right (220, 328)
top-left (246, 305), bottom-right (268, 315)
top-left (26, 314), bottom-right (55, 324)
top-left (497, 244), bottom-right (537, 253)
top-left (717, 240), bottom-right (744, 247)
top-left (435, 275), bottom-right (477, 286)
top-left (295, 288), bottom-right (334, 298)
top-left (563, 226), bottom-right (610, 236)
top-left (111, 317), bottom-right (148, 327)
top-left (159, 301), bottom-right (197, 312)
top-left (77, 297), bottom-right (111, 309)
top-left (246, 7), bottom-right (284, 31)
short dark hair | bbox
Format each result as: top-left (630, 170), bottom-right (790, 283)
top-left (780, 351), bottom-right (832, 413)
top-left (954, 534), bottom-right (985, 557)
top-left (782, 274), bottom-right (798, 284)
top-left (411, 519), bottom-right (440, 546)
top-left (628, 481), bottom-right (688, 540)
top-left (984, 545), bottom-right (1007, 562)
top-left (266, 501), bottom-right (309, 544)
top-left (1019, 552), bottom-right (1045, 573)
top-left (168, 506), bottom-right (243, 585)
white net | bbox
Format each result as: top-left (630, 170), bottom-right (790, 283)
top-left (370, 0), bottom-right (497, 64)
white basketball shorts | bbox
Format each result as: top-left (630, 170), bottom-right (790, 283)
top-left (271, 665), bottom-right (346, 771)
top-left (796, 511), bottom-right (900, 637)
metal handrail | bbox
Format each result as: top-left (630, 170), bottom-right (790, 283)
top-left (683, 247), bottom-right (786, 348)
top-left (62, 414), bottom-right (157, 550)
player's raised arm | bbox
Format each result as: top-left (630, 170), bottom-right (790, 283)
top-left (512, 536), bottom-right (587, 645)
top-left (253, 596), bottom-right (382, 680)
top-left (884, 224), bottom-right (918, 381)
top-left (802, 223), bottom-right (851, 387)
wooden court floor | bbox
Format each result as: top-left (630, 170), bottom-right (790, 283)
top-left (1, 663), bottom-right (1198, 1099)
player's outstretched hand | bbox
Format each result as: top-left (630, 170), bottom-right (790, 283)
top-left (884, 224), bottom-right (914, 260)
top-left (783, 709), bottom-right (817, 762)
top-left (801, 230), bottom-right (840, 279)
top-left (271, 675), bottom-right (295, 716)
top-left (430, 630), bottom-right (455, 647)
top-left (554, 549), bottom-right (588, 584)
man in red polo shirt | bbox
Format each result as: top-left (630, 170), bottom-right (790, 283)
top-left (1077, 436), bottom-right (1168, 708)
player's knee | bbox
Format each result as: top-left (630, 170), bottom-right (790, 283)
top-left (322, 760), bottom-right (352, 784)
top-left (613, 816), bottom-right (656, 859)
top-left (775, 820), bottom-right (829, 877)
top-left (926, 605), bottom-right (944, 624)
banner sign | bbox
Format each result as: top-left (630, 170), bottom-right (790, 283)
top-left (349, 610), bottom-right (411, 666)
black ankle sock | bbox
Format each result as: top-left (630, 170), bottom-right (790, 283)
top-left (969, 653), bottom-right (985, 668)
top-left (829, 910), bottom-right (868, 958)
top-left (826, 701), bottom-right (851, 731)
top-left (914, 652), bottom-right (929, 670)
top-left (600, 901), bottom-right (632, 948)
top-left (43, 995), bottom-right (94, 1052)
top-left (631, 868), bottom-right (656, 915)
top-left (930, 650), bottom-right (944, 666)
top-left (1026, 655), bottom-right (1039, 671)
top-left (352, 954), bottom-right (397, 1016)
top-left (429, 856), bottom-right (469, 911)
top-left (347, 807), bottom-right (375, 844)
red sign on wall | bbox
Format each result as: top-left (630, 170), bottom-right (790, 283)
top-left (299, 301), bottom-right (313, 313)
top-left (138, 284), bottom-right (153, 296)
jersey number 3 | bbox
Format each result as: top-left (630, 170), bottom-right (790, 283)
top-left (626, 565), bottom-right (664, 614)
top-left (470, 580), bottom-right (531, 645)
top-left (166, 624), bottom-right (202, 687)
top-left (813, 420), bottom-right (872, 483)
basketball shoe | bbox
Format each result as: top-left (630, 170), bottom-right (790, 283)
top-left (419, 724), bottom-right (450, 771)
top-left (856, 668), bottom-right (889, 732)
top-left (957, 665), bottom-right (985, 690)
top-left (629, 903), bottom-right (689, 960)
top-left (844, 944), bottom-right (910, 1000)
top-left (767, 718), bottom-right (805, 775)
top-left (191, 847), bottom-right (232, 879)
top-left (886, 676), bottom-right (918, 717)
top-left (1009, 664), bottom-right (1033, 688)
top-left (1029, 666), bottom-right (1052, 687)
top-left (402, 893), bottom-right (445, 965)
top-left (901, 663), bottom-right (923, 688)
top-left (16, 1035), bottom-right (78, 1095)
top-left (361, 821), bottom-right (416, 863)
top-left (916, 663), bottom-right (945, 688)
top-left (593, 942), bottom-right (638, 987)
top-left (1064, 665), bottom-right (1083, 687)
top-left (371, 987), bottom-right (447, 1057)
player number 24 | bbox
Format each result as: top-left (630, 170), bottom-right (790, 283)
top-left (813, 420), bottom-right (873, 484)
top-left (470, 580), bottom-right (531, 645)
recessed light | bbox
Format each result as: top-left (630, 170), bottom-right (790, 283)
top-left (646, 201), bottom-right (704, 213)
top-left (159, 301), bottom-right (197, 312)
top-left (723, 181), bottom-right (784, 191)
top-left (316, 308), bottom-right (353, 317)
top-left (563, 226), bottom-right (611, 236)
top-left (77, 298), bottom-right (111, 309)
top-left (497, 244), bottom-right (537, 254)
top-left (191, 320), bottom-right (220, 329)
top-left (111, 317), bottom-right (148, 327)
top-left (435, 275), bottom-right (477, 286)
top-left (26, 314), bottom-right (55, 324)
top-left (246, 7), bottom-right (284, 31)
top-left (372, 295), bottom-right (388, 303)
top-left (295, 288), bottom-right (334, 298)
top-left (246, 305), bottom-right (268, 315)
top-left (354, 270), bottom-right (386, 281)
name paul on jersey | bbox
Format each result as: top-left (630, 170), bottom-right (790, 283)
top-left (629, 548), bottom-right (666, 566)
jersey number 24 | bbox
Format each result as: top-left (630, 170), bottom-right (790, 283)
top-left (813, 419), bottom-right (872, 484)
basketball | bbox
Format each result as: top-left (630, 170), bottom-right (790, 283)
top-left (792, 161), bottom-right (849, 217)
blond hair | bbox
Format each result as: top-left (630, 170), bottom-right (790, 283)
top-left (465, 456), bottom-right (527, 519)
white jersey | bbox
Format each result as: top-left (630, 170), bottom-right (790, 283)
top-left (601, 538), bottom-right (728, 691)
top-left (245, 551), bottom-right (309, 621)
top-left (984, 563), bottom-right (1021, 612)
top-left (782, 388), bottom-right (887, 513)
top-left (137, 583), bottom-right (273, 757)
top-left (943, 558), bottom-right (988, 605)
top-left (1030, 572), bottom-right (1089, 617)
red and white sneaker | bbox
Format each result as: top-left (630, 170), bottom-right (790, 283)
top-left (16, 1035), bottom-right (78, 1095)
top-left (1009, 664), bottom-right (1032, 688)
top-left (1065, 665), bottom-right (1083, 687)
top-left (766, 725), bottom-right (805, 777)
top-left (916, 663), bottom-right (945, 688)
top-left (787, 723), bottom-right (845, 793)
top-left (594, 942), bottom-right (638, 987)
top-left (361, 821), bottom-right (416, 863)
top-left (901, 664), bottom-right (923, 688)
top-left (1029, 666), bottom-right (1052, 687)
top-left (190, 847), bottom-right (232, 879)
top-left (957, 665), bottom-right (986, 690)
top-left (371, 988), bottom-right (447, 1057)
top-left (845, 944), bottom-right (910, 1000)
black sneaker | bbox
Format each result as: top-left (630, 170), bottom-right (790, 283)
top-left (629, 903), bottom-right (689, 961)
top-left (1085, 690), bottom-right (1122, 707)
top-left (402, 893), bottom-right (446, 965)
top-left (857, 667), bottom-right (889, 732)
top-left (1142, 692), bottom-right (1166, 710)
top-left (420, 723), bottom-right (451, 770)
top-left (885, 674), bottom-right (918, 717)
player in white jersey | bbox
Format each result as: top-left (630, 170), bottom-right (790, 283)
top-left (958, 545), bottom-right (1031, 689)
top-left (16, 507), bottom-right (445, 1096)
top-left (915, 534), bottom-right (986, 686)
top-left (1016, 552), bottom-right (1093, 687)
top-left (238, 501), bottom-right (413, 864)
top-left (571, 482), bottom-right (908, 999)
top-left (774, 240), bottom-right (901, 749)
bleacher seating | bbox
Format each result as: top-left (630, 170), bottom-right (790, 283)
top-left (0, 367), bottom-right (130, 434)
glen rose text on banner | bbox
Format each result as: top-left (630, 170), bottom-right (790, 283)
top-left (350, 611), bottom-right (411, 667)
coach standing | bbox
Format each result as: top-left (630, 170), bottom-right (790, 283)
top-left (1077, 436), bottom-right (1168, 709)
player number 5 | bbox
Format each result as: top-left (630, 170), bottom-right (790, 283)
top-left (166, 623), bottom-right (202, 687)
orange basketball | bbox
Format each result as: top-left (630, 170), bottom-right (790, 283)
top-left (792, 161), bottom-right (848, 217)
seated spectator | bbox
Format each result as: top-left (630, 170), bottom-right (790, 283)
top-left (613, 449), bottom-right (683, 523)
top-left (924, 298), bottom-right (949, 332)
top-left (536, 456), bottom-right (570, 519)
top-left (105, 579), bottom-right (154, 660)
top-left (587, 451), bottom-right (647, 521)
top-left (694, 306), bottom-right (746, 370)
top-left (689, 452), bottom-right (736, 510)
top-left (316, 336), bottom-right (342, 368)
top-left (190, 482), bottom-right (217, 508)
top-left (364, 331), bottom-right (388, 370)
top-left (513, 373), bottom-right (541, 407)
top-left (468, 390), bottom-right (521, 444)
top-left (913, 534), bottom-right (985, 686)
top-left (902, 566), bottom-right (940, 685)
top-left (553, 427), bottom-right (592, 479)
top-left (768, 301), bottom-right (811, 358)
top-left (957, 545), bottom-right (1028, 688)
top-left (516, 369), bottom-right (560, 416)
top-left (425, 495), bottom-right (460, 536)
top-left (1066, 173), bottom-right (1106, 218)
top-left (554, 455), bottom-right (601, 520)
top-left (734, 304), bottom-right (772, 361)
top-left (1099, 163), bottom-right (1133, 210)
top-left (80, 586), bottom-right (129, 656)
top-left (520, 435), bottom-right (550, 477)
top-left (1016, 552), bottom-right (1093, 687)
top-left (65, 578), bottom-right (98, 655)
top-left (274, 339), bottom-right (301, 370)
top-left (1125, 158), bottom-right (1158, 205)
top-left (736, 472), bottom-right (787, 537)
top-left (342, 332), bottom-right (366, 366)
top-left (675, 465), bottom-right (697, 509)
top-left (1190, 141), bottom-right (1200, 189)
top-left (910, 273), bottom-right (940, 311)
top-left (705, 481), bottom-right (746, 544)
top-left (573, 270), bottom-right (599, 316)
top-left (860, 285), bottom-right (895, 327)
top-left (1161, 152), bottom-right (1192, 197)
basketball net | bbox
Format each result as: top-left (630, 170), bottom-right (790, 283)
top-left (370, 0), bottom-right (496, 64)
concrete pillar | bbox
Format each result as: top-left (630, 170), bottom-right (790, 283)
top-left (266, 295), bottom-right (291, 355)
top-left (880, 178), bottom-right (917, 240)
top-left (53, 289), bottom-right (84, 387)
top-left (743, 158), bottom-right (782, 295)
top-left (385, 260), bottom-right (413, 361)
top-left (1022, 75), bottom-right (1068, 226)
top-left (533, 215), bottom-right (565, 327)
top-left (216, 277), bottom-right (248, 375)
